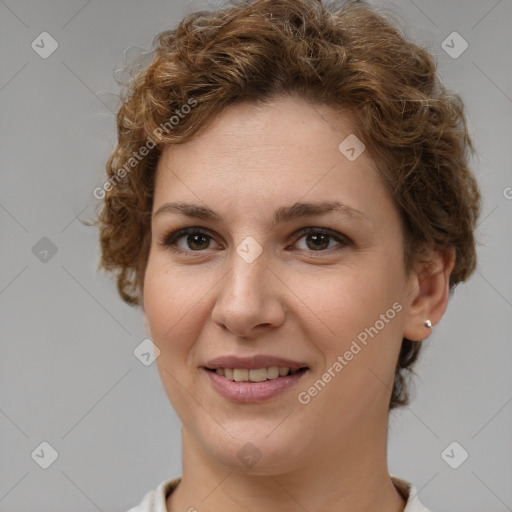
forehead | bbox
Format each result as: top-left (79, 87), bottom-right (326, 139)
top-left (159, 96), bottom-right (361, 163)
top-left (152, 96), bottom-right (391, 221)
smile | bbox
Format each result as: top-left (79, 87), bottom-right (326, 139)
top-left (203, 367), bottom-right (309, 402)
top-left (208, 366), bottom-right (305, 382)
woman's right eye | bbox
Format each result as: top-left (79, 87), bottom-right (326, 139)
top-left (159, 227), bottom-right (221, 254)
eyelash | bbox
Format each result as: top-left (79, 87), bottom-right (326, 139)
top-left (158, 226), bottom-right (351, 256)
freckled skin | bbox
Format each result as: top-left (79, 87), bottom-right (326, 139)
top-left (142, 96), bottom-right (453, 512)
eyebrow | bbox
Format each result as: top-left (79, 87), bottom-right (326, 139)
top-left (153, 200), bottom-right (371, 225)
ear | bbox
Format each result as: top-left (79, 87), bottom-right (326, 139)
top-left (403, 247), bottom-right (456, 342)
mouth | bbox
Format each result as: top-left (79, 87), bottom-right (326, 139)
top-left (203, 366), bottom-right (309, 382)
top-left (202, 366), bottom-right (310, 402)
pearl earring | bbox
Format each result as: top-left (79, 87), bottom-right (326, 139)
top-left (424, 319), bottom-right (432, 328)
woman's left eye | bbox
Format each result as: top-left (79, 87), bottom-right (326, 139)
top-left (159, 226), bottom-right (350, 255)
top-left (292, 228), bottom-right (349, 252)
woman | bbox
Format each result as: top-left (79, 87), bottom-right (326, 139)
top-left (96, 0), bottom-right (480, 510)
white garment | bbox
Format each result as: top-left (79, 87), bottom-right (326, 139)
top-left (126, 474), bottom-right (432, 512)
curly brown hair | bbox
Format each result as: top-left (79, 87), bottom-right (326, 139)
top-left (93, 0), bottom-right (481, 410)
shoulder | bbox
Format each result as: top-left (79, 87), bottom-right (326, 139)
top-left (125, 476), bottom-right (182, 512)
top-left (391, 475), bottom-right (434, 512)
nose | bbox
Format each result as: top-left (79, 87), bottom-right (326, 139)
top-left (211, 249), bottom-right (286, 338)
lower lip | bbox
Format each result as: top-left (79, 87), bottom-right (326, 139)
top-left (203, 368), bottom-right (309, 403)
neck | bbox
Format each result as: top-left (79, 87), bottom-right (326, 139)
top-left (166, 414), bottom-right (406, 512)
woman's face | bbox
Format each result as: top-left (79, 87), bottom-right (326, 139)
top-left (143, 96), bottom-right (415, 473)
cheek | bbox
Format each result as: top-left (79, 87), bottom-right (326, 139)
top-left (304, 255), bottom-right (406, 384)
top-left (296, 267), bottom-right (405, 422)
top-left (142, 254), bottom-right (206, 357)
top-left (306, 259), bottom-right (403, 333)
top-left (142, 255), bottom-right (208, 418)
top-left (143, 258), bottom-right (172, 340)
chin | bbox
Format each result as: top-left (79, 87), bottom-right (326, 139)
top-left (198, 423), bottom-right (310, 475)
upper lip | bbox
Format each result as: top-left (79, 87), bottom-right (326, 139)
top-left (203, 355), bottom-right (309, 371)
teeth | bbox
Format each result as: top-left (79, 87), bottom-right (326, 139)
top-left (233, 369), bottom-right (249, 382)
top-left (212, 366), bottom-right (304, 382)
top-left (266, 366), bottom-right (280, 379)
top-left (249, 368), bottom-right (267, 382)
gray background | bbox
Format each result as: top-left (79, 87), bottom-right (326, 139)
top-left (1, 0), bottom-right (511, 511)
